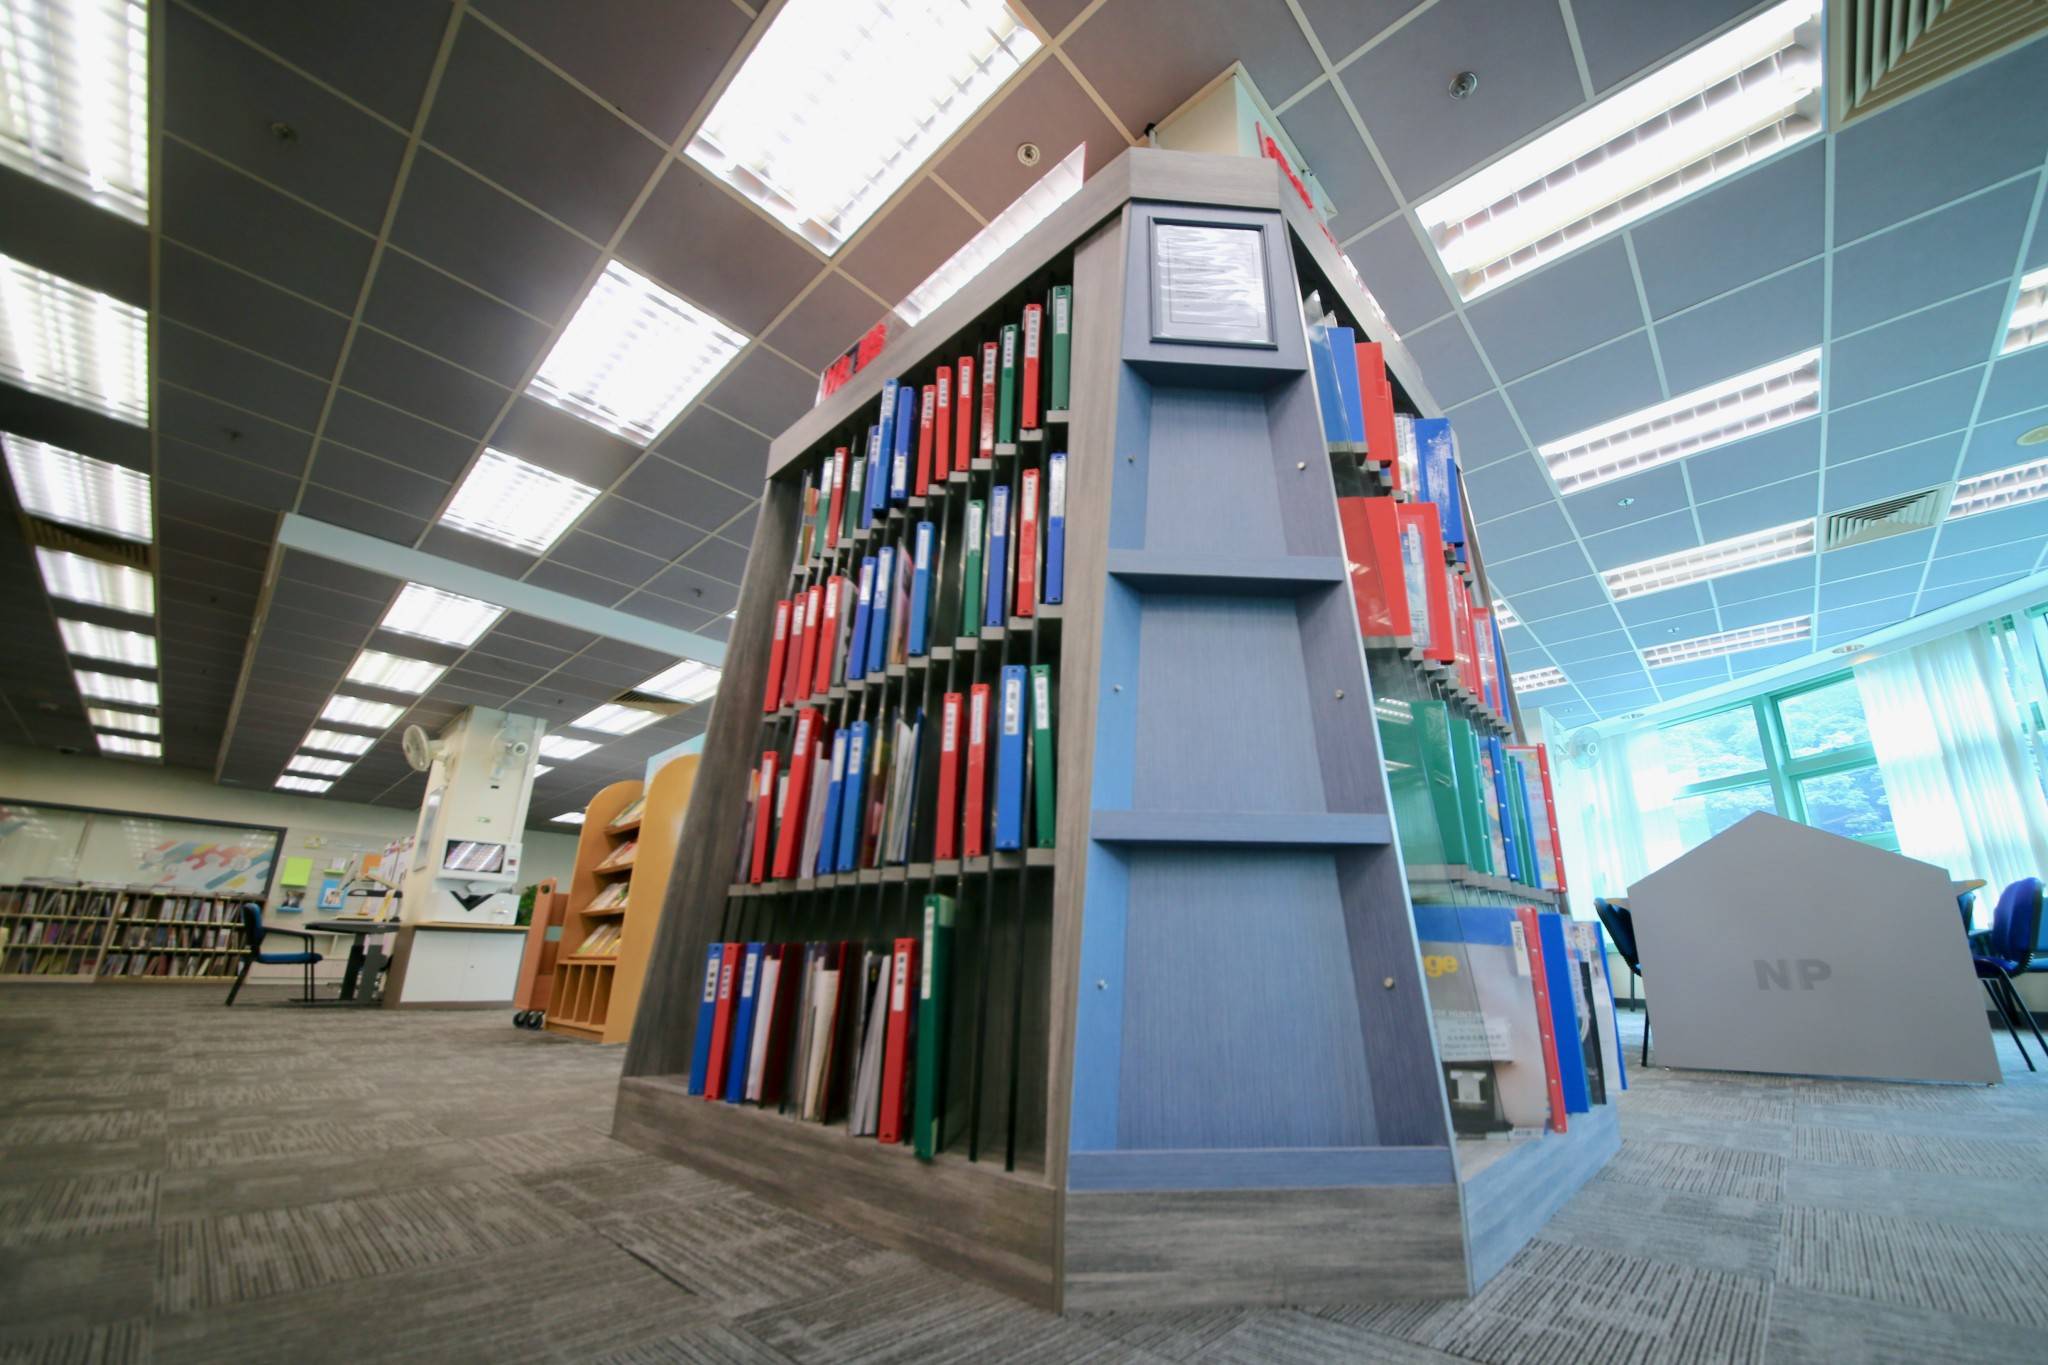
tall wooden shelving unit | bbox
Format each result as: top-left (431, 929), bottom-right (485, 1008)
top-left (615, 149), bottom-right (1616, 1312)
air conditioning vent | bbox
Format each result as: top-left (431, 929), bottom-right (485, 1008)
top-left (1832, 0), bottom-right (2048, 127)
top-left (1821, 485), bottom-right (1949, 550)
top-left (19, 516), bottom-right (155, 572)
top-left (609, 690), bottom-right (684, 716)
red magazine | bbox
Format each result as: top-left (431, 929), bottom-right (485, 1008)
top-left (749, 751), bottom-right (779, 884)
top-left (1015, 467), bottom-right (1039, 617)
top-left (824, 447), bottom-right (847, 550)
top-left (772, 711), bottom-right (818, 880)
top-left (703, 942), bottom-right (742, 1101)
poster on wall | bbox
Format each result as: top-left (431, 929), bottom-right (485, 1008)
top-left (0, 803), bottom-right (280, 895)
top-left (126, 823), bottom-right (277, 894)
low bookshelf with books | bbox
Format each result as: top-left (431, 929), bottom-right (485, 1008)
top-left (1, 885), bottom-right (247, 981)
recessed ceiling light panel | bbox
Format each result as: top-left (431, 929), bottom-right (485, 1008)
top-left (1511, 665), bottom-right (1569, 692)
top-left (345, 648), bottom-right (447, 695)
top-left (637, 659), bottom-right (720, 704)
top-left (36, 546), bottom-right (152, 613)
top-left (286, 754), bottom-right (350, 777)
top-left (537, 734), bottom-right (601, 762)
top-left (380, 582), bottom-right (504, 647)
top-left (551, 810), bottom-right (585, 824)
top-left (0, 0), bottom-right (150, 223)
top-left (88, 705), bottom-right (155, 734)
top-left (1416, 0), bottom-right (1823, 299)
top-left (439, 448), bottom-right (598, 555)
top-left (57, 617), bottom-right (155, 666)
top-left (1602, 520), bottom-right (1814, 599)
top-left (275, 775), bottom-right (332, 793)
top-left (320, 694), bottom-right (406, 729)
top-left (687, 0), bottom-right (1041, 255)
top-left (898, 144), bottom-right (1085, 324)
top-left (2002, 265), bottom-right (2048, 355)
top-left (0, 253), bottom-right (149, 422)
top-left (1643, 615), bottom-right (1810, 667)
top-left (95, 733), bottom-right (158, 758)
top-left (570, 702), bottom-right (661, 736)
top-left (74, 668), bottom-right (156, 705)
top-left (3, 435), bottom-right (151, 540)
top-left (1949, 454), bottom-right (2048, 520)
top-left (303, 727), bottom-right (375, 756)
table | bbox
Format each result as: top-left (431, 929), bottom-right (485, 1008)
top-left (305, 918), bottom-right (399, 1005)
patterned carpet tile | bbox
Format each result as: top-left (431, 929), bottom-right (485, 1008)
top-left (1599, 1139), bottom-right (1787, 1202)
top-left (0, 1318), bottom-right (150, 1365)
top-left (517, 1155), bottom-right (735, 1227)
top-left (0, 1232), bottom-right (156, 1326)
top-left (167, 1078), bottom-right (382, 1110)
top-left (1762, 1284), bottom-right (2045, 1364)
top-left (0, 1173), bottom-right (157, 1247)
top-left (1781, 1161), bottom-right (2046, 1238)
top-left (1538, 1183), bottom-right (1782, 1278)
top-left (1790, 1125), bottom-right (2048, 1180)
top-left (1193, 1310), bottom-right (1465, 1364)
top-left (1075, 1309), bottom-right (1247, 1361)
top-left (165, 1116), bottom-right (448, 1170)
top-left (605, 1199), bottom-right (913, 1320)
top-left (0, 1111), bottom-right (167, 1146)
top-left (590, 1323), bottom-right (804, 1365)
top-left (1777, 1206), bottom-right (2048, 1329)
top-left (1606, 1114), bottom-right (1797, 1159)
top-left (156, 1138), bottom-right (490, 1222)
top-left (468, 1123), bottom-right (647, 1177)
top-left (1607, 1092), bottom-right (1797, 1124)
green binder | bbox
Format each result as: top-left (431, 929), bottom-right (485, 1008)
top-left (960, 498), bottom-right (984, 638)
top-left (996, 323), bottom-right (1018, 446)
top-left (843, 444), bottom-right (866, 540)
top-left (1048, 285), bottom-right (1072, 412)
top-left (1415, 701), bottom-right (1470, 869)
top-left (913, 893), bottom-right (955, 1161)
top-left (814, 454), bottom-right (833, 550)
top-left (1376, 698), bottom-right (1440, 869)
top-left (1508, 756), bottom-right (1537, 886)
top-left (1030, 663), bottom-right (1055, 847)
top-left (1448, 714), bottom-right (1492, 875)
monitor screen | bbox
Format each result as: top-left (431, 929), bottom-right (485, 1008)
top-left (443, 840), bottom-right (506, 874)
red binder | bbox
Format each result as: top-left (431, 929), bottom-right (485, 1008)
top-left (963, 683), bottom-right (990, 858)
top-left (934, 365), bottom-right (952, 480)
top-left (825, 447), bottom-right (846, 550)
top-left (793, 587), bottom-right (822, 703)
top-left (915, 384), bottom-right (936, 497)
top-left (703, 941), bottom-right (741, 1100)
top-left (815, 575), bottom-right (845, 696)
top-left (877, 935), bottom-right (919, 1144)
top-left (978, 341), bottom-right (998, 459)
top-left (955, 355), bottom-right (974, 470)
top-left (1336, 498), bottom-right (1410, 641)
top-left (934, 691), bottom-right (962, 860)
top-left (1402, 502), bottom-right (1455, 665)
top-left (781, 593), bottom-right (808, 706)
top-left (1534, 747), bottom-right (1569, 894)
top-left (1356, 342), bottom-right (1397, 473)
top-left (1014, 467), bottom-right (1039, 617)
top-left (1021, 302), bottom-right (1043, 431)
top-left (1458, 579), bottom-right (1484, 700)
top-left (1473, 606), bottom-right (1499, 720)
top-left (749, 750), bottom-right (779, 884)
top-left (762, 599), bottom-right (791, 713)
top-left (772, 711), bottom-right (818, 879)
top-left (1514, 906), bottom-right (1569, 1133)
top-left (757, 942), bottom-right (801, 1106)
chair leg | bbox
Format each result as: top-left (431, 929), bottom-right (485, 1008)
top-left (1983, 979), bottom-right (2032, 1071)
top-left (224, 958), bottom-right (251, 1007)
top-left (1991, 969), bottom-right (2044, 1061)
top-left (1641, 998), bottom-right (1651, 1069)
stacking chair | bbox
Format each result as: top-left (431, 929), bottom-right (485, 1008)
top-left (224, 901), bottom-right (323, 1005)
top-left (1593, 897), bottom-right (1649, 1067)
top-left (1974, 877), bottom-right (2045, 1069)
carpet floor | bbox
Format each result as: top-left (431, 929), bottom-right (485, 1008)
top-left (2, 984), bottom-right (2044, 1363)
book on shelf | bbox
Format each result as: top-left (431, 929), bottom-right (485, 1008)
top-left (847, 948), bottom-right (889, 1137)
top-left (1030, 664), bottom-right (1057, 848)
top-left (878, 935), bottom-right (919, 1145)
top-left (1048, 284), bottom-right (1072, 411)
top-left (890, 381), bottom-right (916, 504)
top-left (934, 692), bottom-right (962, 862)
top-left (689, 943), bottom-right (723, 1094)
top-left (1020, 303), bottom-right (1042, 432)
top-left (1412, 904), bottom-right (1561, 1136)
top-left (1560, 919), bottom-right (1611, 1106)
top-left (1415, 418), bottom-right (1465, 555)
top-left (993, 665), bottom-right (1027, 852)
top-left (608, 795), bottom-right (647, 830)
top-left (597, 840), bottom-right (639, 873)
top-left (908, 520), bottom-right (935, 657)
top-left (978, 340), bottom-right (998, 459)
top-left (1532, 911), bottom-right (1589, 1116)
top-left (763, 599), bottom-right (791, 714)
top-left (916, 382), bottom-right (936, 496)
top-left (935, 364), bottom-right (953, 481)
top-left (1044, 452), bottom-right (1067, 604)
top-left (962, 683), bottom-right (990, 859)
top-left (1513, 907), bottom-right (1570, 1134)
top-left (954, 354), bottom-right (975, 470)
top-left (914, 895), bottom-right (955, 1160)
top-left (983, 483), bottom-right (1010, 630)
top-left (772, 710), bottom-right (819, 881)
top-left (725, 941), bottom-right (766, 1103)
top-left (960, 499), bottom-right (985, 639)
top-left (1015, 468), bottom-right (1039, 618)
top-left (1572, 919), bottom-right (1626, 1091)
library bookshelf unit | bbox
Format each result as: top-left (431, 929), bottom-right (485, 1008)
top-left (548, 755), bottom-right (698, 1042)
top-left (0, 885), bottom-right (245, 982)
top-left (615, 148), bottom-right (1617, 1312)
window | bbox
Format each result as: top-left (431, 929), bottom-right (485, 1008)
top-left (1658, 705), bottom-right (1767, 785)
top-left (1671, 781), bottom-right (1777, 847)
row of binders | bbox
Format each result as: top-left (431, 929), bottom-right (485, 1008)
top-left (687, 895), bottom-right (958, 1159)
top-left (764, 453), bottom-right (1066, 714)
top-left (741, 664), bottom-right (1057, 883)
top-left (1378, 696), bottom-right (1569, 893)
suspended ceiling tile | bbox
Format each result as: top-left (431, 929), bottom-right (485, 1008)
top-left (159, 437), bottom-right (300, 511)
top-left (1439, 390), bottom-right (1524, 469)
top-left (157, 385), bottom-right (310, 473)
top-left (545, 531), bottom-right (667, 588)
top-left (1467, 239), bottom-right (1645, 382)
top-left (1978, 347), bottom-right (2048, 424)
top-left (1567, 0), bottom-right (1759, 92)
top-left (178, 0), bottom-right (449, 125)
top-left (1818, 529), bottom-right (1934, 582)
top-left (360, 251), bottom-right (554, 389)
top-left (1504, 330), bottom-right (1662, 447)
top-left (1630, 144), bottom-right (1824, 319)
top-left (339, 328), bottom-right (509, 438)
top-left (1485, 542), bottom-right (1593, 597)
top-left (0, 386), bottom-right (150, 471)
top-left (388, 149), bottom-right (602, 319)
top-left (1277, 82), bottom-right (1397, 236)
top-left (1831, 178), bottom-right (2036, 336)
top-left (323, 391), bottom-right (478, 483)
top-left (1293, 0), bottom-right (1416, 62)
top-left (841, 178), bottom-right (981, 306)
top-left (1825, 368), bottom-right (1982, 464)
top-left (158, 243), bottom-right (348, 377)
top-left (1401, 315), bottom-right (1491, 408)
top-left (308, 444), bottom-right (452, 519)
top-left (1694, 474), bottom-right (1817, 542)
top-left (1959, 403), bottom-right (2048, 477)
top-left (617, 591), bottom-right (719, 633)
top-left (618, 161), bottom-right (821, 334)
top-left (157, 321), bottom-right (330, 431)
top-left (615, 453), bottom-right (756, 533)
top-left (654, 407), bottom-right (771, 495)
top-left (492, 394), bottom-right (641, 489)
top-left (1827, 286), bottom-right (2006, 410)
top-left (161, 141), bottom-right (374, 312)
top-left (1064, 0), bottom-right (1320, 141)
top-left (1344, 214), bottom-right (1452, 334)
top-left (576, 497), bottom-right (707, 564)
top-left (1582, 509), bottom-right (1700, 571)
top-left (1463, 449), bottom-right (1554, 522)
top-left (1653, 259), bottom-right (1822, 393)
top-left (0, 164), bottom-right (149, 307)
top-left (1822, 434), bottom-right (1965, 513)
top-left (1683, 418), bottom-right (1822, 503)
top-left (1561, 462), bottom-right (1689, 536)
top-left (1819, 565), bottom-right (1924, 611)
top-left (934, 57), bottom-right (1128, 220)
top-left (1616, 581), bottom-right (1716, 627)
top-left (1476, 498), bottom-right (1575, 562)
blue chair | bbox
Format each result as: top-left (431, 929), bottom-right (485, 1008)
top-left (225, 901), bottom-right (323, 1006)
top-left (1593, 897), bottom-right (1649, 1067)
top-left (1975, 878), bottom-right (2046, 1068)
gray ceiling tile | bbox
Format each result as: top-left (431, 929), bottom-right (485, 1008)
top-left (1818, 594), bottom-right (1917, 637)
top-left (1819, 528), bottom-right (1934, 581)
top-left (1637, 612), bottom-right (1724, 651)
top-left (1714, 586), bottom-right (1809, 628)
top-left (471, 632), bottom-right (571, 670)
top-left (1819, 565), bottom-right (1924, 611)
top-left (643, 563), bottom-right (740, 616)
top-left (1467, 239), bottom-right (1645, 382)
top-left (1681, 418), bottom-right (1821, 503)
top-left (655, 406), bottom-right (770, 494)
top-left (761, 273), bottom-right (888, 373)
top-left (0, 385), bottom-right (147, 471)
top-left (1844, 292), bottom-right (2007, 415)
top-left (1345, 215), bottom-right (1452, 334)
top-left (1514, 574), bottom-right (1611, 620)
top-left (1831, 37), bottom-right (2048, 242)
top-left (309, 443), bottom-right (451, 518)
top-left (296, 485), bottom-right (429, 545)
top-left (618, 161), bottom-right (819, 334)
top-left (1832, 178), bottom-right (2035, 335)
top-left (158, 321), bottom-right (329, 430)
top-left (157, 384), bottom-right (310, 473)
top-left (158, 243), bottom-right (348, 378)
top-left (1567, 0), bottom-right (1758, 92)
top-left (159, 437), bottom-right (300, 511)
top-left (339, 328), bottom-right (509, 437)
top-left (472, 0), bottom-right (750, 143)
top-left (1505, 330), bottom-right (1662, 447)
top-left (1401, 315), bottom-right (1491, 408)
top-left (1833, 368), bottom-right (1986, 470)
top-left (1653, 259), bottom-right (1822, 392)
top-left (840, 178), bottom-right (980, 306)
top-left (1921, 548), bottom-right (2029, 593)
top-left (1917, 575), bottom-right (2017, 613)
top-left (1478, 499), bottom-right (1574, 561)
top-left (1583, 510), bottom-right (1699, 571)
top-left (1340, 0), bottom-right (1581, 199)
top-left (161, 141), bottom-right (373, 312)
top-left (179, 0), bottom-right (448, 125)
top-left (492, 394), bottom-right (641, 488)
top-left (1545, 630), bottom-right (1636, 666)
top-left (935, 56), bottom-right (1128, 220)
top-left (1616, 581), bottom-right (1715, 626)
top-left (546, 531), bottom-right (666, 587)
top-left (681, 535), bottom-right (749, 585)
top-left (1464, 449), bottom-right (1553, 522)
top-left (576, 497), bottom-right (705, 563)
top-left (417, 524), bottom-right (538, 576)
top-left (1935, 500), bottom-right (2048, 557)
top-left (615, 452), bottom-right (756, 533)
top-left (1694, 474), bottom-right (1815, 542)
top-left (323, 391), bottom-right (478, 483)
top-left (1561, 462), bottom-right (1689, 535)
top-left (1979, 346), bottom-right (2048, 423)
top-left (361, 252), bottom-right (553, 388)
top-left (1727, 640), bottom-right (1816, 673)
top-left (0, 164), bottom-right (148, 307)
top-left (720, 503), bottom-right (759, 544)
top-left (1650, 659), bottom-right (1733, 692)
top-left (495, 612), bottom-right (598, 654)
top-left (1631, 143), bottom-right (1824, 318)
top-left (1279, 82), bottom-right (1397, 236)
top-left (1960, 402), bottom-right (2048, 476)
top-left (1066, 0), bottom-right (1320, 138)
top-left (290, 553), bottom-right (399, 601)
top-left (703, 349), bottom-right (812, 440)
top-left (165, 5), bottom-right (406, 232)
top-left (1572, 654), bottom-right (1653, 686)
top-left (388, 149), bottom-right (601, 319)
top-left (1441, 390), bottom-right (1525, 469)
top-left (1295, 0), bottom-right (1418, 62)
top-left (1822, 434), bottom-right (1963, 513)
top-left (423, 18), bottom-right (663, 242)
top-left (1485, 542), bottom-right (1592, 596)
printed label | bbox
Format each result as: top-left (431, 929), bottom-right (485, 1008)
top-left (772, 602), bottom-right (788, 640)
top-left (793, 714), bottom-right (810, 758)
top-left (922, 907), bottom-right (935, 997)
top-left (1023, 311), bottom-right (1040, 358)
top-left (1002, 329), bottom-right (1016, 366)
top-left (759, 764), bottom-right (774, 799)
top-left (1510, 921), bottom-right (1531, 977)
top-left (832, 733), bottom-right (848, 779)
top-left (942, 699), bottom-right (958, 752)
top-left (1054, 293), bottom-right (1070, 332)
top-left (1049, 455), bottom-right (1066, 516)
top-left (718, 960), bottom-right (734, 999)
top-left (702, 957), bottom-right (719, 1002)
top-left (990, 485), bottom-right (1009, 523)
top-left (970, 689), bottom-right (987, 738)
top-left (1033, 671), bottom-right (1051, 725)
top-left (741, 952), bottom-right (758, 995)
top-left (938, 374), bottom-right (950, 406)
top-left (916, 524), bottom-right (932, 569)
top-left (858, 561), bottom-right (873, 603)
top-left (892, 950), bottom-right (909, 1012)
top-left (966, 501), bottom-right (983, 545)
top-left (1003, 676), bottom-right (1022, 735)
top-left (922, 387), bottom-right (935, 421)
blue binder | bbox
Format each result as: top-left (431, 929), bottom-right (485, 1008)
top-left (872, 379), bottom-right (898, 518)
top-left (993, 664), bottom-right (1027, 851)
top-left (836, 721), bottom-right (868, 873)
top-left (1305, 320), bottom-right (1347, 444)
top-left (1486, 736), bottom-right (1523, 884)
top-left (1491, 617), bottom-right (1512, 718)
top-left (983, 483), bottom-right (1010, 629)
top-left (1536, 914), bottom-right (1591, 1113)
top-left (890, 383), bottom-right (916, 503)
top-left (816, 730), bottom-right (847, 876)
top-left (1044, 452), bottom-right (1066, 604)
top-left (861, 424), bottom-right (882, 528)
top-left (723, 941), bottom-right (765, 1102)
top-left (687, 942), bottom-right (723, 1094)
top-left (1329, 325), bottom-right (1365, 447)
top-left (1594, 924), bottom-right (1628, 1091)
top-left (867, 545), bottom-right (893, 678)
top-left (908, 520), bottom-right (935, 656)
top-left (1415, 418), bottom-right (1464, 547)
top-left (847, 555), bottom-right (876, 683)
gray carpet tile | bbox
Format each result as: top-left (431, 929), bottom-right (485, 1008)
top-left (1075, 1309), bottom-right (1248, 1360)
top-left (1760, 1285), bottom-right (2044, 1364)
top-left (1194, 1309), bottom-right (1467, 1363)
top-left (0, 1173), bottom-right (158, 1246)
top-left (0, 1111), bottom-right (168, 1145)
top-left (1600, 1138), bottom-right (1788, 1202)
top-left (165, 1116), bottom-right (448, 1169)
top-left (156, 1138), bottom-right (489, 1221)
top-left (1776, 1206), bottom-right (2048, 1329)
top-left (1790, 1125), bottom-right (2048, 1179)
top-left (1536, 1184), bottom-right (1783, 1278)
top-left (0, 1318), bottom-right (151, 1365)
top-left (1779, 1161), bottom-right (2046, 1237)
top-left (589, 1323), bottom-right (802, 1365)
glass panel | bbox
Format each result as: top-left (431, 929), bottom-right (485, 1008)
top-left (1799, 766), bottom-right (1896, 846)
top-left (1671, 782), bottom-right (1776, 850)
top-left (1658, 706), bottom-right (1767, 786)
top-left (1776, 677), bottom-right (1872, 759)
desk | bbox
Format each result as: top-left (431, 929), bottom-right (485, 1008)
top-left (305, 918), bottom-right (398, 1005)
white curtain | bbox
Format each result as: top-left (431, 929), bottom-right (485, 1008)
top-left (1552, 722), bottom-right (1684, 919)
top-left (1855, 626), bottom-right (2048, 922)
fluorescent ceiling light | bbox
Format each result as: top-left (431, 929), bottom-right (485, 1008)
top-left (1416, 0), bottom-right (1822, 299)
top-left (551, 810), bottom-right (585, 824)
top-left (570, 702), bottom-right (661, 736)
top-left (2002, 265), bottom-right (2048, 355)
top-left (531, 764), bottom-right (553, 777)
top-left (0, 0), bottom-right (149, 223)
top-left (537, 734), bottom-right (601, 762)
top-left (88, 705), bottom-right (155, 734)
top-left (303, 727), bottom-right (375, 756)
top-left (320, 694), bottom-right (406, 729)
top-left (95, 733), bottom-right (157, 758)
top-left (286, 754), bottom-right (351, 777)
top-left (35, 546), bottom-right (152, 613)
top-left (74, 668), bottom-right (155, 705)
top-left (346, 648), bottom-right (447, 695)
top-left (687, 0), bottom-right (1041, 255)
top-left (1512, 666), bottom-right (1569, 692)
top-left (3, 435), bottom-right (151, 540)
top-left (439, 447), bottom-right (598, 555)
top-left (1602, 519), bottom-right (1814, 599)
top-left (275, 775), bottom-right (332, 794)
top-left (1539, 348), bottom-right (1821, 494)
top-left (638, 659), bottom-right (720, 704)
top-left (529, 261), bottom-right (746, 444)
top-left (1949, 455), bottom-right (2048, 520)
top-left (380, 581), bottom-right (504, 647)
top-left (1644, 615), bottom-right (1810, 667)
top-left (1491, 599), bottom-right (1521, 629)
top-left (0, 253), bottom-right (149, 422)
top-left (897, 143), bottom-right (1085, 324)
top-left (57, 617), bottom-right (154, 666)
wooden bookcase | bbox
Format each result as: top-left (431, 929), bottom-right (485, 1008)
top-left (614, 149), bottom-right (1615, 1312)
top-left (513, 878), bottom-right (569, 1013)
top-left (0, 885), bottom-right (246, 982)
